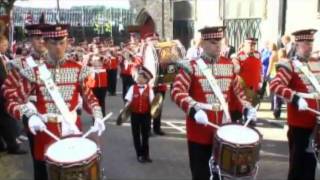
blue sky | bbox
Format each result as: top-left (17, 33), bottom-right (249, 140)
top-left (14, 0), bottom-right (131, 9)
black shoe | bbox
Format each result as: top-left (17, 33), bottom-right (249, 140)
top-left (137, 156), bottom-right (145, 163)
top-left (144, 156), bottom-right (152, 163)
top-left (7, 147), bottom-right (28, 155)
top-left (154, 130), bottom-right (165, 136)
top-left (273, 109), bottom-right (281, 119)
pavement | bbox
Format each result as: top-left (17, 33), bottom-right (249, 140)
top-left (0, 86), bottom-right (319, 180)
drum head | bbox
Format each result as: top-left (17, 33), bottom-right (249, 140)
top-left (217, 124), bottom-right (260, 144)
top-left (46, 137), bottom-right (98, 164)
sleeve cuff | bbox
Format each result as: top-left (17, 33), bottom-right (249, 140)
top-left (20, 102), bottom-right (38, 119)
top-left (92, 106), bottom-right (103, 119)
top-left (188, 107), bottom-right (196, 119)
top-left (291, 94), bottom-right (300, 108)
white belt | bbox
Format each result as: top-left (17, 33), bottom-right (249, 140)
top-left (41, 110), bottom-right (77, 123)
top-left (28, 95), bottom-right (37, 102)
top-left (195, 102), bottom-right (222, 111)
top-left (42, 113), bottom-right (63, 123)
top-left (94, 69), bottom-right (106, 73)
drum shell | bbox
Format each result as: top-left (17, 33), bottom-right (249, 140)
top-left (46, 153), bottom-right (101, 180)
top-left (213, 124), bottom-right (262, 177)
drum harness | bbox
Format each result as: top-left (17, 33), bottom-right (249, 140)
top-left (292, 59), bottom-right (320, 167)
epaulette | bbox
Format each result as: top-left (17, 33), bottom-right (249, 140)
top-left (275, 58), bottom-right (293, 72)
top-left (79, 66), bottom-right (94, 82)
top-left (176, 59), bottom-right (193, 74)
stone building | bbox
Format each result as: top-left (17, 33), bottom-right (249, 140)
top-left (129, 0), bottom-right (320, 50)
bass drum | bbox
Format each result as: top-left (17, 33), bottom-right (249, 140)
top-left (142, 40), bottom-right (186, 85)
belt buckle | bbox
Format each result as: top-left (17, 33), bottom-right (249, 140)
top-left (212, 104), bottom-right (221, 111)
top-left (47, 116), bottom-right (58, 123)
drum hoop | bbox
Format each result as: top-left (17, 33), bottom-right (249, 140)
top-left (215, 123), bottom-right (262, 145)
top-left (215, 135), bottom-right (261, 148)
top-left (45, 136), bottom-right (100, 166)
top-left (46, 152), bottom-right (100, 168)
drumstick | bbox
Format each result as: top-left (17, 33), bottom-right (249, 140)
top-left (244, 118), bottom-right (252, 127)
top-left (307, 107), bottom-right (320, 116)
top-left (44, 128), bottom-right (60, 141)
top-left (207, 121), bottom-right (220, 129)
top-left (82, 112), bottom-right (113, 138)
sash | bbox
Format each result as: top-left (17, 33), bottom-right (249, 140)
top-left (25, 55), bottom-right (38, 68)
top-left (196, 59), bottom-right (231, 123)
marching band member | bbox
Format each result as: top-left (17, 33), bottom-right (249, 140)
top-left (90, 55), bottom-right (108, 117)
top-left (171, 26), bottom-right (255, 180)
top-left (106, 50), bottom-right (119, 96)
top-left (120, 49), bottom-right (137, 101)
top-left (230, 37), bottom-right (263, 124)
top-left (0, 35), bottom-right (27, 155)
top-left (270, 29), bottom-right (318, 180)
top-left (1, 24), bottom-right (105, 180)
top-left (125, 66), bottom-right (154, 163)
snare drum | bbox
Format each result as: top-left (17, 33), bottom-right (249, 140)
top-left (143, 40), bottom-right (186, 85)
top-left (45, 137), bottom-right (101, 180)
top-left (213, 124), bottom-right (261, 178)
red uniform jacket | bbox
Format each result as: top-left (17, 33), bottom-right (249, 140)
top-left (270, 57), bottom-right (320, 129)
top-left (120, 59), bottom-right (135, 76)
top-left (237, 50), bottom-right (262, 92)
top-left (93, 66), bottom-right (108, 88)
top-left (130, 84), bottom-right (151, 114)
top-left (171, 56), bottom-right (247, 145)
top-left (106, 57), bottom-right (119, 70)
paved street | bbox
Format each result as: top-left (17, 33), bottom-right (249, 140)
top-left (0, 82), bottom-right (319, 180)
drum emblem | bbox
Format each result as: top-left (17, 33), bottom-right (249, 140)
top-left (167, 65), bottom-right (175, 73)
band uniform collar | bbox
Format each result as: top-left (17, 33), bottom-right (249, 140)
top-left (46, 54), bottom-right (67, 66)
top-left (200, 53), bottom-right (217, 63)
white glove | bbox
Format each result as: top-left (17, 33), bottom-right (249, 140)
top-left (92, 118), bottom-right (106, 136)
top-left (194, 109), bottom-right (209, 126)
top-left (246, 107), bottom-right (257, 122)
top-left (28, 115), bottom-right (46, 135)
top-left (297, 97), bottom-right (308, 111)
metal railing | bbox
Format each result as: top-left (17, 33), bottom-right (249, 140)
top-left (223, 18), bottom-right (262, 51)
